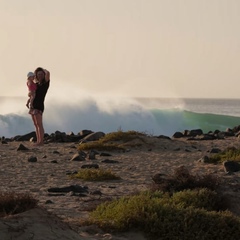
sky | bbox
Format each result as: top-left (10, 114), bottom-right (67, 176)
top-left (0, 0), bottom-right (240, 99)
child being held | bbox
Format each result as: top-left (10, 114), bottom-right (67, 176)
top-left (26, 72), bottom-right (37, 109)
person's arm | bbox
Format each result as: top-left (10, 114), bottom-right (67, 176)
top-left (26, 98), bottom-right (30, 108)
top-left (44, 69), bottom-right (50, 82)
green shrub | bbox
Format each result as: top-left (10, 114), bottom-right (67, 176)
top-left (208, 147), bottom-right (240, 164)
top-left (78, 130), bottom-right (146, 151)
top-left (171, 188), bottom-right (226, 211)
top-left (89, 191), bottom-right (239, 239)
top-left (100, 130), bottom-right (146, 143)
top-left (70, 168), bottom-right (121, 181)
top-left (0, 192), bottom-right (38, 216)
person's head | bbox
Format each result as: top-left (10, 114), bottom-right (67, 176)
top-left (27, 72), bottom-right (35, 81)
top-left (34, 67), bottom-right (46, 83)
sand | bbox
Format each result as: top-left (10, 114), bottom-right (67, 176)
top-left (1, 136), bottom-right (240, 239)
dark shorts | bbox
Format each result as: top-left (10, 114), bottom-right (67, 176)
top-left (29, 108), bottom-right (43, 115)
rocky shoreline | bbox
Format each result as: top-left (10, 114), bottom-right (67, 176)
top-left (1, 129), bottom-right (240, 239)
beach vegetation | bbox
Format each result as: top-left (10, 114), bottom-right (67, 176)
top-left (0, 191), bottom-right (38, 217)
top-left (82, 167), bottom-right (232, 239)
top-left (88, 189), bottom-right (237, 239)
top-left (151, 166), bottom-right (220, 193)
top-left (69, 168), bottom-right (121, 181)
top-left (208, 146), bottom-right (240, 163)
top-left (78, 130), bottom-right (147, 151)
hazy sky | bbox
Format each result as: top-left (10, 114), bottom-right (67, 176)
top-left (0, 0), bottom-right (240, 98)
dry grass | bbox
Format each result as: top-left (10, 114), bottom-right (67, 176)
top-left (0, 191), bottom-right (38, 217)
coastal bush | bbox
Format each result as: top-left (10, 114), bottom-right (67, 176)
top-left (70, 168), bottom-right (121, 181)
top-left (208, 146), bottom-right (240, 163)
top-left (78, 130), bottom-right (146, 151)
top-left (100, 130), bottom-right (146, 143)
top-left (0, 192), bottom-right (38, 216)
top-left (89, 190), bottom-right (238, 239)
top-left (151, 166), bottom-right (220, 193)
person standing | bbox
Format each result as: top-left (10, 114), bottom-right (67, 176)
top-left (29, 67), bottom-right (50, 145)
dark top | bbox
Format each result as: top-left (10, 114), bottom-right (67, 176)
top-left (32, 80), bottom-right (50, 112)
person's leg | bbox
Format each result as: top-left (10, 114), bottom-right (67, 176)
top-left (31, 114), bottom-right (40, 143)
top-left (35, 113), bottom-right (44, 145)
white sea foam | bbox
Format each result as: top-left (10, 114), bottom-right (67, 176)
top-left (0, 95), bottom-right (162, 138)
top-left (1, 95), bottom-right (240, 138)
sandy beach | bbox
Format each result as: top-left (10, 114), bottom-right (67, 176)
top-left (1, 136), bottom-right (240, 239)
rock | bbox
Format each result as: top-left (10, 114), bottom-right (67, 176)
top-left (157, 135), bottom-right (171, 140)
top-left (172, 132), bottom-right (184, 138)
top-left (13, 131), bottom-right (36, 141)
top-left (28, 156), bottom-right (37, 162)
top-left (101, 159), bottom-right (119, 164)
top-left (223, 161), bottom-right (240, 173)
top-left (100, 152), bottom-right (112, 157)
top-left (198, 156), bottom-right (209, 163)
top-left (17, 144), bottom-right (29, 151)
top-left (152, 173), bottom-right (168, 184)
top-left (210, 148), bottom-right (222, 153)
top-left (83, 132), bottom-right (105, 141)
top-left (70, 153), bottom-right (85, 161)
top-left (88, 150), bottom-right (97, 160)
top-left (47, 185), bottom-right (89, 193)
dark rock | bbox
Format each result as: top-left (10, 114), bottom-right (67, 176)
top-left (152, 173), bottom-right (168, 184)
top-left (101, 159), bottom-right (119, 164)
top-left (28, 156), bottom-right (37, 162)
top-left (70, 153), bottom-right (85, 161)
top-left (100, 152), bottom-right (112, 157)
top-left (189, 129), bottom-right (203, 136)
top-left (210, 148), bottom-right (222, 153)
top-left (78, 151), bottom-right (87, 158)
top-left (47, 185), bottom-right (89, 193)
top-left (223, 161), bottom-right (240, 173)
top-left (13, 131), bottom-right (36, 141)
top-left (88, 150), bottom-right (97, 160)
top-left (172, 132), bottom-right (183, 138)
top-left (1, 136), bottom-right (8, 144)
top-left (83, 132), bottom-right (105, 142)
top-left (198, 156), bottom-right (209, 163)
top-left (17, 144), bottom-right (29, 151)
top-left (66, 171), bottom-right (78, 175)
top-left (53, 150), bottom-right (60, 154)
top-left (157, 135), bottom-right (171, 140)
top-left (78, 130), bottom-right (93, 136)
top-left (51, 160), bottom-right (58, 163)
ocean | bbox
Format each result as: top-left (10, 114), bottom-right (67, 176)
top-left (1, 96), bottom-right (240, 138)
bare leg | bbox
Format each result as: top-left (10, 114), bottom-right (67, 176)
top-left (31, 115), bottom-right (40, 143)
top-left (31, 113), bottom-right (44, 145)
top-left (35, 113), bottom-right (44, 144)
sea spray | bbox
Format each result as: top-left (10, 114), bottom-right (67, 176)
top-left (1, 96), bottom-right (240, 138)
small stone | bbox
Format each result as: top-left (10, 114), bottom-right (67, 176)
top-left (28, 156), bottom-right (37, 162)
top-left (17, 144), bottom-right (29, 151)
